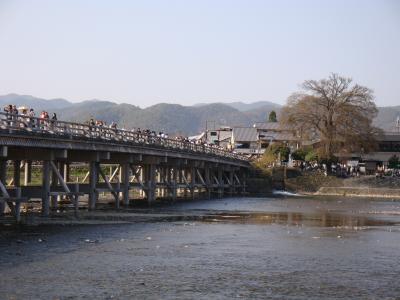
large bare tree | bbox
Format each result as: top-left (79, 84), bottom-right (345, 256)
top-left (281, 74), bottom-right (381, 160)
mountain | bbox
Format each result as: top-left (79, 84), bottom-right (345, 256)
top-left (374, 106), bottom-right (400, 133)
top-left (194, 100), bottom-right (281, 112)
top-left (224, 101), bottom-right (281, 112)
top-left (0, 93), bottom-right (72, 111)
top-left (1, 94), bottom-right (398, 135)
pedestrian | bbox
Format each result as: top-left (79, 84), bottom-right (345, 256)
top-left (50, 113), bottom-right (57, 130)
top-left (28, 108), bottom-right (35, 127)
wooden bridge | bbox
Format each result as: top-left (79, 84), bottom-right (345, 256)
top-left (0, 112), bottom-right (250, 221)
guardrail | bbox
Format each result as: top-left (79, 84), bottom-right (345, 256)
top-left (0, 112), bottom-right (247, 161)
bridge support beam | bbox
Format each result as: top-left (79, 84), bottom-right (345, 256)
top-left (229, 170), bottom-right (234, 195)
top-left (218, 168), bottom-right (223, 198)
top-left (13, 160), bottom-right (21, 188)
top-left (190, 166), bottom-right (195, 200)
top-left (24, 160), bottom-right (32, 186)
top-left (63, 163), bottom-right (70, 183)
top-left (0, 159), bottom-right (7, 215)
top-left (171, 167), bottom-right (177, 202)
top-left (89, 161), bottom-right (99, 210)
top-left (51, 162), bottom-right (59, 209)
top-left (205, 165), bottom-right (211, 200)
top-left (41, 160), bottom-right (51, 216)
top-left (144, 164), bottom-right (156, 204)
top-left (242, 171), bottom-right (247, 194)
top-left (121, 163), bottom-right (130, 207)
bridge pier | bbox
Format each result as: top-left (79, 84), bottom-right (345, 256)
top-left (13, 160), bottom-right (21, 188)
top-left (42, 160), bottom-right (51, 216)
top-left (51, 162), bottom-right (58, 209)
top-left (144, 164), bottom-right (156, 204)
top-left (229, 170), bottom-right (234, 195)
top-left (242, 171), bottom-right (247, 194)
top-left (171, 167), bottom-right (177, 202)
top-left (121, 163), bottom-right (130, 207)
top-left (217, 168), bottom-right (223, 198)
top-left (63, 162), bottom-right (70, 184)
top-left (204, 165), bottom-right (211, 200)
top-left (190, 166), bottom-right (195, 200)
top-left (24, 160), bottom-right (32, 186)
top-left (89, 161), bottom-right (99, 210)
top-left (0, 159), bottom-right (7, 215)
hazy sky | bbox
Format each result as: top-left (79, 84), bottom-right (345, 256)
top-left (0, 0), bottom-right (399, 107)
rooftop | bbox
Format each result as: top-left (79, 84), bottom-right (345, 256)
top-left (253, 122), bottom-right (292, 131)
top-left (232, 127), bottom-right (258, 142)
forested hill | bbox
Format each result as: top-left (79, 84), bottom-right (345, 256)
top-left (0, 94), bottom-right (398, 135)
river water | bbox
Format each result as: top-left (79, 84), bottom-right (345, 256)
top-left (1, 196), bottom-right (400, 299)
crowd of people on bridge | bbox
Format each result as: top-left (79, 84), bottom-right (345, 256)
top-left (1, 105), bottom-right (236, 157)
top-left (2, 105), bottom-right (58, 129)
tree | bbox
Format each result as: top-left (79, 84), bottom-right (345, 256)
top-left (259, 143), bottom-right (290, 166)
top-left (304, 150), bottom-right (318, 162)
top-left (268, 110), bottom-right (277, 122)
top-left (388, 155), bottom-right (399, 169)
top-left (281, 74), bottom-right (381, 160)
top-left (291, 148), bottom-right (308, 161)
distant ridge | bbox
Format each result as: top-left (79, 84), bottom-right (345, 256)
top-left (194, 100), bottom-right (281, 112)
top-left (0, 94), bottom-right (398, 135)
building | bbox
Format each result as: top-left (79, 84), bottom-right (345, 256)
top-left (253, 122), bottom-right (299, 150)
top-left (361, 133), bottom-right (400, 169)
top-left (205, 126), bottom-right (233, 149)
top-left (337, 132), bottom-right (400, 173)
top-left (231, 127), bottom-right (260, 155)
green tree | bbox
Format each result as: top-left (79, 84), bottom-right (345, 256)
top-left (304, 150), bottom-right (318, 162)
top-left (291, 148), bottom-right (308, 161)
top-left (268, 110), bottom-right (277, 122)
top-left (388, 155), bottom-right (399, 169)
top-left (259, 143), bottom-right (290, 165)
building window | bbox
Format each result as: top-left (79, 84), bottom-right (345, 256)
top-left (237, 143), bottom-right (250, 149)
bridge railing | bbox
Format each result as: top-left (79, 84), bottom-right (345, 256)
top-left (0, 112), bottom-right (247, 161)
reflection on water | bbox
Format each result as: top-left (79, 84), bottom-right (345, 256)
top-left (202, 211), bottom-right (399, 228)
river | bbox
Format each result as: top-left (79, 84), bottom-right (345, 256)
top-left (1, 196), bottom-right (400, 299)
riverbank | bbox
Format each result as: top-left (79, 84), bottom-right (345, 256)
top-left (285, 173), bottom-right (400, 198)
